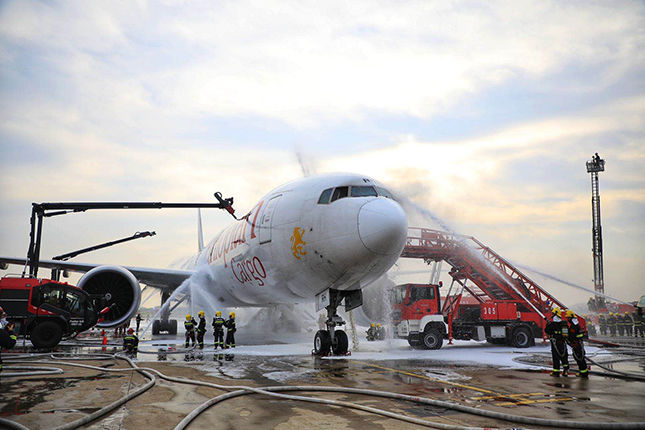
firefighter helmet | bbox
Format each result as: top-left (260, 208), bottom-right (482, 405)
top-left (377, 323), bottom-right (382, 327)
top-left (230, 312), bottom-right (235, 318)
top-left (198, 310), bottom-right (205, 317)
top-left (186, 314), bottom-right (192, 320)
top-left (565, 310), bottom-right (575, 318)
top-left (127, 328), bottom-right (134, 334)
top-left (371, 323), bottom-right (375, 327)
top-left (216, 311), bottom-right (221, 317)
top-left (551, 308), bottom-right (561, 316)
top-left (625, 312), bottom-right (629, 315)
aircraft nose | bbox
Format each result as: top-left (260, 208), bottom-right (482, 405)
top-left (358, 198), bottom-right (408, 255)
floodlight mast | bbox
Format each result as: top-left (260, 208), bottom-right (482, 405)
top-left (586, 153), bottom-right (605, 308)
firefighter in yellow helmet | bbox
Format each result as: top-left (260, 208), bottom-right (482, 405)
top-left (184, 314), bottom-right (197, 348)
top-left (225, 311), bottom-right (236, 349)
top-left (544, 308), bottom-right (569, 376)
top-left (607, 312), bottom-right (617, 336)
top-left (212, 311), bottom-right (226, 350)
top-left (376, 323), bottom-right (386, 340)
top-left (366, 323), bottom-right (377, 341)
top-left (565, 310), bottom-right (588, 378)
top-left (196, 310), bottom-right (207, 350)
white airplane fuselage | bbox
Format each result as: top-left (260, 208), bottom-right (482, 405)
top-left (178, 173), bottom-right (408, 308)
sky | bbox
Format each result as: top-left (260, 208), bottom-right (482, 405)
top-left (0, 1), bottom-right (644, 307)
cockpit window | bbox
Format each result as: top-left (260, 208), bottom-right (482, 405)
top-left (330, 186), bottom-right (349, 202)
top-left (376, 187), bottom-right (394, 199)
top-left (318, 188), bottom-right (333, 204)
top-left (350, 186), bottom-right (377, 197)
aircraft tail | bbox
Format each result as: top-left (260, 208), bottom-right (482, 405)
top-left (197, 208), bottom-right (204, 252)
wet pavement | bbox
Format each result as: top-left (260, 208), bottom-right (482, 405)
top-left (1, 334), bottom-right (644, 429)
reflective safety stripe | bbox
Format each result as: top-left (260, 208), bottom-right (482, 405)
top-left (579, 368), bottom-right (589, 373)
top-left (10, 335), bottom-right (17, 340)
top-left (552, 369), bottom-right (560, 372)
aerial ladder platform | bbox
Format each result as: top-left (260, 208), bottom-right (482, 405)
top-left (401, 227), bottom-right (568, 332)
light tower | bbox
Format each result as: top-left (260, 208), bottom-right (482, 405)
top-left (586, 153), bottom-right (605, 308)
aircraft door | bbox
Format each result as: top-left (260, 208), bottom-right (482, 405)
top-left (259, 195), bottom-right (281, 244)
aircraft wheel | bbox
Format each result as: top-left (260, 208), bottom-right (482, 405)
top-left (422, 328), bottom-right (443, 350)
top-left (332, 330), bottom-right (349, 355)
top-left (152, 320), bottom-right (160, 335)
top-left (169, 319), bottom-right (177, 335)
top-left (314, 330), bottom-right (331, 355)
top-left (30, 320), bottom-right (63, 349)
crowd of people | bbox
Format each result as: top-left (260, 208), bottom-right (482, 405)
top-left (596, 312), bottom-right (644, 337)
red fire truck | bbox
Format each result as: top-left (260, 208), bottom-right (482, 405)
top-left (0, 276), bottom-right (107, 348)
top-left (392, 228), bottom-right (585, 350)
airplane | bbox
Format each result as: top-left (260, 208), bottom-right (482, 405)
top-left (0, 173), bottom-right (408, 355)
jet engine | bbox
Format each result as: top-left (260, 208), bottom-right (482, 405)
top-left (78, 266), bottom-right (141, 328)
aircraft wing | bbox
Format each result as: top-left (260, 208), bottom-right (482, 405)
top-left (0, 257), bottom-right (193, 291)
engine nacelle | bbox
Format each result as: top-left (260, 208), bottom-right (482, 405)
top-left (78, 266), bottom-right (141, 328)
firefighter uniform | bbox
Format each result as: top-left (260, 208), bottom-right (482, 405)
top-left (607, 313), bottom-right (616, 336)
top-left (135, 313), bottom-right (142, 333)
top-left (225, 312), bottom-right (236, 348)
top-left (366, 323), bottom-right (377, 341)
top-left (123, 328), bottom-right (139, 356)
top-left (624, 312), bottom-right (633, 337)
top-left (598, 314), bottom-right (607, 336)
top-left (212, 311), bottom-right (226, 349)
top-left (196, 311), bottom-right (206, 350)
top-left (185, 315), bottom-right (197, 348)
top-left (0, 323), bottom-right (17, 373)
top-left (584, 315), bottom-right (596, 336)
top-left (566, 311), bottom-right (589, 378)
top-left (617, 313), bottom-right (625, 336)
top-left (635, 313), bottom-right (644, 338)
top-left (544, 308), bottom-right (569, 377)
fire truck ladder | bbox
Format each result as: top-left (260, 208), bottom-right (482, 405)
top-left (402, 228), bottom-right (565, 319)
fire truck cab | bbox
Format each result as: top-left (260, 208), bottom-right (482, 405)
top-left (0, 276), bottom-right (101, 348)
top-left (390, 283), bottom-right (447, 349)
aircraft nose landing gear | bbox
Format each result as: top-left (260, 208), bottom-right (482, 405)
top-left (313, 288), bottom-right (361, 356)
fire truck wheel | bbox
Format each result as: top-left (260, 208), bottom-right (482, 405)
top-left (511, 326), bottom-right (531, 348)
top-left (407, 334), bottom-right (422, 348)
top-left (422, 329), bottom-right (443, 350)
top-left (332, 330), bottom-right (349, 355)
top-left (314, 330), bottom-right (331, 355)
top-left (30, 320), bottom-right (63, 349)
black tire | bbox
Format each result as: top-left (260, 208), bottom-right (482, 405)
top-left (30, 320), bottom-right (63, 349)
top-left (314, 330), bottom-right (331, 355)
top-left (168, 319), bottom-right (177, 335)
top-left (408, 334), bottom-right (422, 349)
top-left (422, 329), bottom-right (443, 350)
top-left (511, 326), bottom-right (532, 348)
top-left (487, 337), bottom-right (506, 345)
top-left (332, 330), bottom-right (349, 355)
top-left (152, 320), bottom-right (160, 335)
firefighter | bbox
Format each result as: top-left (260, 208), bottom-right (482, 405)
top-left (184, 314), bottom-right (197, 348)
top-left (583, 315), bottom-right (596, 336)
top-left (376, 323), bottom-right (386, 340)
top-left (607, 312), bottom-right (616, 336)
top-left (617, 312), bottom-right (625, 336)
top-left (565, 310), bottom-right (589, 378)
top-left (366, 323), bottom-right (377, 341)
top-left (212, 311), bottom-right (226, 350)
top-left (123, 328), bottom-right (139, 357)
top-left (635, 312), bottom-right (644, 338)
top-left (135, 313), bottom-right (142, 333)
top-left (545, 308), bottom-right (569, 377)
top-left (0, 321), bottom-right (17, 373)
top-left (624, 312), bottom-right (633, 337)
top-left (196, 310), bottom-right (206, 350)
top-left (598, 313), bottom-right (607, 336)
top-left (225, 312), bottom-right (236, 349)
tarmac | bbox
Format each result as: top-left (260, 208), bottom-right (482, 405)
top-left (1, 330), bottom-right (644, 430)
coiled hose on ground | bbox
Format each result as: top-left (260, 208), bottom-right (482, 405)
top-left (1, 351), bottom-right (645, 430)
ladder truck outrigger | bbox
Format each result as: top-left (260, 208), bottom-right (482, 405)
top-left (391, 228), bottom-right (586, 349)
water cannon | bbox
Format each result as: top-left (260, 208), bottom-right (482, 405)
top-left (214, 192), bottom-right (237, 219)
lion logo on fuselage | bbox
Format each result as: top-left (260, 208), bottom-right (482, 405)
top-left (290, 227), bottom-right (307, 260)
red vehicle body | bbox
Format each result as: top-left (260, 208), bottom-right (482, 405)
top-left (392, 227), bottom-right (586, 350)
top-left (0, 276), bottom-right (103, 348)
